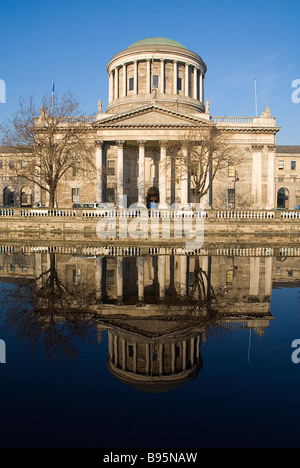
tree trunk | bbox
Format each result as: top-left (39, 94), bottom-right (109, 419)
top-left (49, 190), bottom-right (55, 209)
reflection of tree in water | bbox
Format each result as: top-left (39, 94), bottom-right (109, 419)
top-left (2, 253), bottom-right (99, 362)
top-left (162, 257), bottom-right (226, 338)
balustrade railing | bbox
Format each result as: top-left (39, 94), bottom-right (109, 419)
top-left (281, 211), bottom-right (300, 219)
top-left (215, 211), bottom-right (275, 219)
top-left (20, 209), bottom-right (76, 217)
top-left (0, 208), bottom-right (299, 220)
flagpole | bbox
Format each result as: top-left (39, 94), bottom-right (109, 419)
top-left (50, 79), bottom-right (55, 116)
top-left (254, 79), bottom-right (258, 117)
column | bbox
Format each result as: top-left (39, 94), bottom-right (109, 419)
top-left (95, 140), bottom-right (103, 203)
top-left (252, 145), bottom-right (263, 208)
top-left (137, 256), bottom-right (145, 306)
top-left (194, 67), bottom-right (198, 100)
top-left (199, 72), bottom-right (203, 103)
top-left (137, 140), bottom-right (146, 205)
top-left (185, 63), bottom-right (189, 97)
top-left (173, 60), bottom-right (178, 94)
top-left (95, 257), bottom-right (103, 303)
top-left (117, 140), bottom-right (125, 204)
top-left (109, 73), bottom-right (113, 103)
top-left (250, 257), bottom-right (260, 297)
top-left (122, 64), bottom-right (127, 97)
top-left (145, 343), bottom-right (150, 375)
top-left (117, 256), bottom-right (124, 304)
top-left (267, 145), bottom-right (276, 209)
top-left (158, 255), bottom-right (166, 300)
top-left (264, 257), bottom-right (273, 297)
top-left (180, 255), bottom-right (187, 296)
top-left (161, 59), bottom-right (165, 94)
top-left (147, 59), bottom-right (151, 94)
top-left (134, 61), bottom-right (138, 95)
top-left (159, 142), bottom-right (167, 208)
top-left (181, 147), bottom-right (189, 207)
top-left (114, 67), bottom-right (119, 100)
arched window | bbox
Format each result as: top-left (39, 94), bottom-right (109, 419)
top-left (277, 188), bottom-right (289, 209)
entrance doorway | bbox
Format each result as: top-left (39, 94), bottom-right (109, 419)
top-left (277, 188), bottom-right (289, 209)
top-left (3, 187), bottom-right (15, 206)
top-left (146, 187), bottom-right (159, 208)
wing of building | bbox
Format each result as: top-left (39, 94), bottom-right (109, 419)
top-left (0, 37), bottom-right (298, 210)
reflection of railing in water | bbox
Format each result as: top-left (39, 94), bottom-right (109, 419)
top-left (82, 246), bottom-right (141, 256)
top-left (1, 244), bottom-right (300, 257)
top-left (217, 247), bottom-right (274, 257)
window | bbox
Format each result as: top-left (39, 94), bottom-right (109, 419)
top-left (73, 268), bottom-right (81, 285)
top-left (228, 166), bottom-right (235, 178)
top-left (278, 178), bottom-right (284, 183)
top-left (291, 161), bottom-right (296, 170)
top-left (278, 161), bottom-right (284, 170)
top-left (72, 188), bottom-right (79, 203)
top-left (9, 160), bottom-right (14, 169)
top-left (153, 75), bottom-right (159, 89)
top-left (21, 160), bottom-right (27, 169)
top-left (129, 77), bottom-right (134, 91)
top-left (228, 188), bottom-right (235, 206)
top-left (107, 187), bottom-right (116, 202)
top-left (0, 161), bottom-right (2, 170)
top-left (106, 270), bottom-right (115, 286)
top-left (177, 78), bottom-right (182, 91)
top-left (107, 160), bottom-right (115, 175)
top-left (226, 269), bottom-right (233, 285)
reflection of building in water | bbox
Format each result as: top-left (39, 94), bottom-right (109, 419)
top-left (107, 325), bottom-right (203, 393)
top-left (1, 248), bottom-right (299, 390)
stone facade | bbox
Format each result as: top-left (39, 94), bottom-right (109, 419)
top-left (275, 146), bottom-right (300, 209)
top-left (0, 37), bottom-right (298, 210)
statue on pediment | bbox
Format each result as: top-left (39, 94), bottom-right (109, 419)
top-left (205, 99), bottom-right (210, 114)
top-left (260, 106), bottom-right (271, 118)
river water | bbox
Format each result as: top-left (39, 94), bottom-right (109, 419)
top-left (0, 247), bottom-right (299, 448)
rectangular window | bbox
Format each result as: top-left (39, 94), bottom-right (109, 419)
top-left (177, 78), bottom-right (182, 91)
top-left (129, 77), bottom-right (134, 91)
top-left (278, 161), bottom-right (284, 170)
top-left (107, 187), bottom-right (116, 202)
top-left (107, 160), bottom-right (115, 175)
top-left (291, 161), bottom-right (296, 170)
top-left (0, 161), bottom-right (3, 170)
top-left (153, 75), bottom-right (159, 89)
top-left (21, 160), bottom-right (27, 169)
top-left (228, 188), bottom-right (235, 206)
top-left (9, 160), bottom-right (14, 169)
top-left (128, 345), bottom-right (134, 358)
top-left (106, 270), bottom-right (115, 286)
top-left (228, 166), bottom-right (235, 178)
top-left (72, 188), bottom-right (79, 203)
top-left (73, 268), bottom-right (81, 285)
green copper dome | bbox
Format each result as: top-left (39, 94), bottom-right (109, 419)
top-left (127, 37), bottom-right (187, 50)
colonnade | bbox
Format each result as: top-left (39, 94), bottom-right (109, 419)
top-left (108, 58), bottom-right (205, 103)
top-left (95, 139), bottom-right (190, 207)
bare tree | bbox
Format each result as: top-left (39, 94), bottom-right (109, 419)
top-left (166, 127), bottom-right (244, 205)
top-left (0, 92), bottom-right (95, 208)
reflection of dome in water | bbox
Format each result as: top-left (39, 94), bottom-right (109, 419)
top-left (107, 329), bottom-right (203, 393)
top-left (108, 360), bottom-right (203, 394)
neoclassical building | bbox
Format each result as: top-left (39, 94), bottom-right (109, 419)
top-left (0, 37), bottom-right (299, 210)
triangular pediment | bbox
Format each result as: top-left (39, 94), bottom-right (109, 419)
top-left (93, 104), bottom-right (213, 128)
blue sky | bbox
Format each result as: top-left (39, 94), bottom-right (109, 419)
top-left (0, 0), bottom-right (299, 144)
